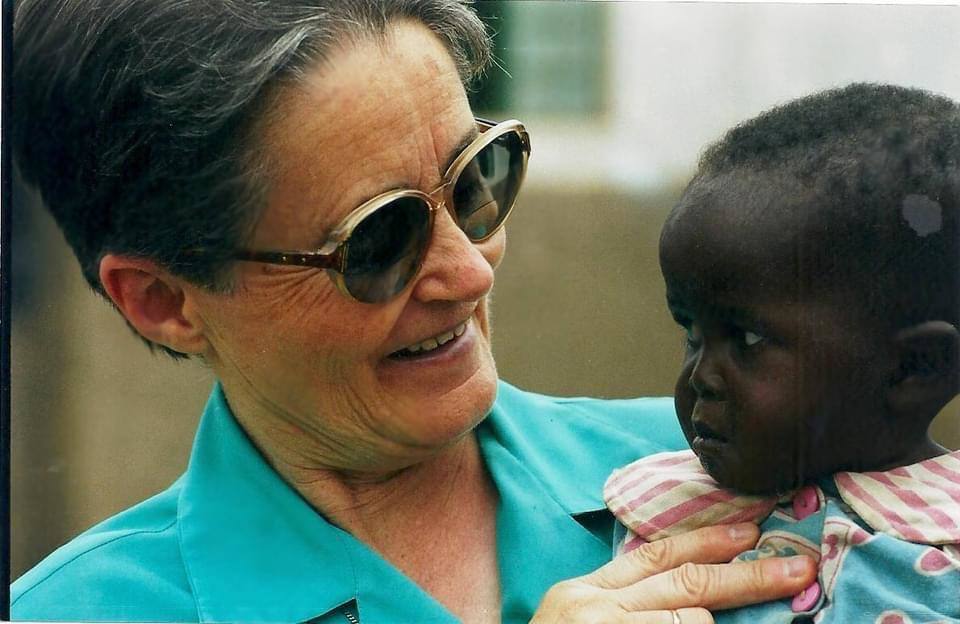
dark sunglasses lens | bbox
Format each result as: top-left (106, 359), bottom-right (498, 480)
top-left (452, 130), bottom-right (525, 241)
top-left (342, 196), bottom-right (431, 303)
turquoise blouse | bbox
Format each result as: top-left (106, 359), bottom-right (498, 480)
top-left (12, 381), bottom-right (683, 623)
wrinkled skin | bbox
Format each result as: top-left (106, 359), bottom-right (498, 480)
top-left (186, 23), bottom-right (505, 476)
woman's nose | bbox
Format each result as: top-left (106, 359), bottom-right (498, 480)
top-left (410, 207), bottom-right (498, 303)
top-left (689, 346), bottom-right (727, 400)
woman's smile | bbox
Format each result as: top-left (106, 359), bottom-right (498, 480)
top-left (378, 314), bottom-right (487, 394)
top-left (388, 318), bottom-right (470, 359)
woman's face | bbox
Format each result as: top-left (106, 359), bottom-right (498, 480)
top-left (187, 22), bottom-right (504, 473)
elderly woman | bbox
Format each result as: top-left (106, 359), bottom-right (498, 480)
top-left (10, 1), bottom-right (816, 622)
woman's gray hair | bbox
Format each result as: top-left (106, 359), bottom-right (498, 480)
top-left (13, 0), bottom-right (492, 353)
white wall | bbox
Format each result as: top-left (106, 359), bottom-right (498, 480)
top-left (524, 3), bottom-right (960, 190)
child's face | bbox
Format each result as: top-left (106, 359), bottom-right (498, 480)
top-left (659, 182), bottom-right (901, 495)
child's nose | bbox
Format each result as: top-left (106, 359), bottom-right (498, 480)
top-left (689, 349), bottom-right (727, 400)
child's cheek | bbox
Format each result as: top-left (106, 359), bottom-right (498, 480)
top-left (739, 381), bottom-right (797, 437)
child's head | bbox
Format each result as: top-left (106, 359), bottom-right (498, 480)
top-left (660, 83), bottom-right (960, 495)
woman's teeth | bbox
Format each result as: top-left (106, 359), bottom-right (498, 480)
top-left (402, 321), bottom-right (468, 355)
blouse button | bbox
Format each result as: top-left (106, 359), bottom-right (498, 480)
top-left (791, 581), bottom-right (821, 612)
top-left (792, 485), bottom-right (820, 520)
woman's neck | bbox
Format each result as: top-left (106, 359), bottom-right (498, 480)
top-left (219, 379), bottom-right (504, 622)
top-left (290, 434), bottom-right (504, 623)
top-left (232, 402), bottom-right (503, 622)
top-left (288, 433), bottom-right (490, 543)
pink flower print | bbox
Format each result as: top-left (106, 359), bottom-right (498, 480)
top-left (820, 518), bottom-right (867, 599)
top-left (875, 610), bottom-right (911, 624)
top-left (914, 546), bottom-right (960, 576)
top-left (849, 527), bottom-right (870, 545)
top-left (823, 533), bottom-right (841, 561)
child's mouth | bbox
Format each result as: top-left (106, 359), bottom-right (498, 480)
top-left (692, 420), bottom-right (728, 443)
top-left (691, 420), bottom-right (732, 470)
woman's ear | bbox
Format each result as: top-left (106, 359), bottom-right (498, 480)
top-left (888, 320), bottom-right (960, 415)
top-left (99, 254), bottom-right (209, 356)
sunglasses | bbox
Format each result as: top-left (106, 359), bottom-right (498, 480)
top-left (228, 118), bottom-right (530, 303)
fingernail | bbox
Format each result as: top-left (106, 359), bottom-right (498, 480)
top-left (783, 556), bottom-right (812, 578)
top-left (727, 523), bottom-right (752, 541)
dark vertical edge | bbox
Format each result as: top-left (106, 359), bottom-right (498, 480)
top-left (1, 0), bottom-right (12, 620)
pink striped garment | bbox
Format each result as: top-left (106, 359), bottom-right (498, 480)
top-left (834, 451), bottom-right (960, 545)
top-left (604, 449), bottom-right (960, 547)
top-left (603, 450), bottom-right (777, 544)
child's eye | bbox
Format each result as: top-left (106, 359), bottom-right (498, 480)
top-left (742, 330), bottom-right (764, 347)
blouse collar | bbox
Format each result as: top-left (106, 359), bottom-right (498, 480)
top-left (605, 449), bottom-right (960, 545)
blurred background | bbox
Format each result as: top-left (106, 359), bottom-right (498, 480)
top-left (11, 1), bottom-right (960, 579)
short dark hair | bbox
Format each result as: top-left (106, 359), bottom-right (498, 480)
top-left (677, 83), bottom-right (960, 328)
top-left (13, 0), bottom-right (491, 355)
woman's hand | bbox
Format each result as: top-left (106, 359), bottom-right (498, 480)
top-left (531, 523), bottom-right (817, 623)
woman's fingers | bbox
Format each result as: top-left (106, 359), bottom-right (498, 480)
top-left (617, 555), bottom-right (817, 612)
top-left (588, 523), bottom-right (761, 589)
top-left (531, 581), bottom-right (715, 624)
top-left (618, 607), bottom-right (713, 624)
top-left (671, 607), bottom-right (713, 624)
top-left (532, 524), bottom-right (816, 623)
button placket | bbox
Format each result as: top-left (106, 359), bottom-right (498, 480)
top-left (792, 485), bottom-right (821, 520)
top-left (790, 485), bottom-right (824, 614)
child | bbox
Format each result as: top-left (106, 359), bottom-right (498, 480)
top-left (605, 83), bottom-right (960, 623)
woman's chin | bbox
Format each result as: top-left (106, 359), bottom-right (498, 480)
top-left (423, 364), bottom-right (498, 444)
top-left (377, 350), bottom-right (499, 449)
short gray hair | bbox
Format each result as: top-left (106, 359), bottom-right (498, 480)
top-left (13, 0), bottom-right (491, 356)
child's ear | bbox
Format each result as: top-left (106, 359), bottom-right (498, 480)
top-left (888, 320), bottom-right (960, 414)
